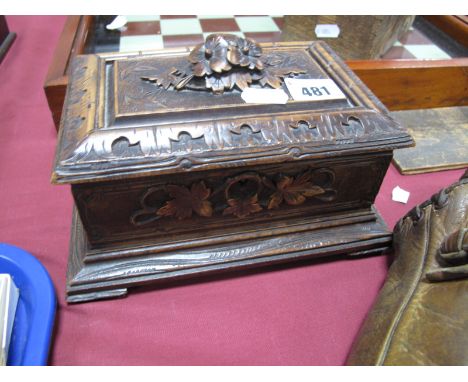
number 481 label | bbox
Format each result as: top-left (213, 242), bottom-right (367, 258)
top-left (285, 78), bottom-right (347, 102)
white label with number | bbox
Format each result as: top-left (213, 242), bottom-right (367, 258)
top-left (285, 78), bottom-right (347, 102)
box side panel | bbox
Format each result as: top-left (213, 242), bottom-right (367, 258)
top-left (72, 152), bottom-right (391, 249)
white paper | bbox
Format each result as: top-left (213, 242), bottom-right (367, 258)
top-left (285, 78), bottom-right (346, 102)
top-left (392, 186), bottom-right (410, 204)
top-left (315, 24), bottom-right (340, 38)
top-left (0, 274), bottom-right (19, 366)
top-left (106, 16), bottom-right (128, 31)
top-left (241, 88), bottom-right (289, 104)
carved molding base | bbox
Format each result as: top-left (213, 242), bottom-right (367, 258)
top-left (66, 206), bottom-right (392, 303)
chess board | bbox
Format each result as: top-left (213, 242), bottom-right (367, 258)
top-left (87, 15), bottom-right (454, 60)
top-left (385, 28), bottom-right (452, 59)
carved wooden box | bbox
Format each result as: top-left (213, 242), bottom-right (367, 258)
top-left (52, 36), bottom-right (413, 303)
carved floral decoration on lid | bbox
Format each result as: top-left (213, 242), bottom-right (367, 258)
top-left (141, 34), bottom-right (305, 94)
top-left (189, 34), bottom-right (264, 76)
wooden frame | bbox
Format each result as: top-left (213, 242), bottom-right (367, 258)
top-left (348, 58), bottom-right (468, 111)
top-left (44, 16), bottom-right (93, 127)
top-left (44, 16), bottom-right (468, 130)
top-left (423, 15), bottom-right (468, 48)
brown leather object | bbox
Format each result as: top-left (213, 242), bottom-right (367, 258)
top-left (347, 171), bottom-right (468, 365)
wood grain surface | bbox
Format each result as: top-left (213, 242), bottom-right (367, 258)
top-left (348, 59), bottom-right (468, 111)
top-left (392, 106), bottom-right (468, 174)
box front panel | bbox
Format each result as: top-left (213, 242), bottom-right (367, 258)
top-left (73, 152), bottom-right (391, 249)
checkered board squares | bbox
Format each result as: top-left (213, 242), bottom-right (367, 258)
top-left (120, 35), bottom-right (164, 52)
top-left (198, 15), bottom-right (235, 19)
top-left (113, 16), bottom-right (453, 60)
top-left (382, 28), bottom-right (451, 60)
top-left (404, 45), bottom-right (451, 59)
top-left (235, 16), bottom-right (280, 33)
top-left (116, 15), bottom-right (284, 52)
top-left (160, 18), bottom-right (203, 36)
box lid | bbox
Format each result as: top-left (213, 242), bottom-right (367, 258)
top-left (52, 37), bottom-right (413, 184)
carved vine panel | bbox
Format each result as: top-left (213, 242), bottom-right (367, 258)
top-left (131, 167), bottom-right (337, 226)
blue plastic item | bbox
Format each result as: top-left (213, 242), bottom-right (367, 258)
top-left (0, 243), bottom-right (56, 365)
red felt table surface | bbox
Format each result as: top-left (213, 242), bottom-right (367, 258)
top-left (0, 16), bottom-right (465, 366)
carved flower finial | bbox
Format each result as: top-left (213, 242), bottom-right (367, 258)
top-left (226, 36), bottom-right (263, 70)
top-left (188, 34), bottom-right (264, 77)
top-left (141, 33), bottom-right (305, 94)
top-left (189, 34), bottom-right (233, 76)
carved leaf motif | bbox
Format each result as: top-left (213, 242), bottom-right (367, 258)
top-left (157, 181), bottom-right (213, 220)
top-left (258, 67), bottom-right (306, 89)
top-left (190, 182), bottom-right (213, 217)
top-left (230, 71), bottom-right (253, 90)
top-left (193, 60), bottom-right (212, 77)
top-left (141, 68), bottom-right (178, 90)
top-left (267, 192), bottom-right (284, 210)
top-left (223, 195), bottom-right (262, 218)
top-left (268, 172), bottom-right (325, 209)
top-left (141, 67), bottom-right (193, 91)
top-left (205, 76), bottom-right (225, 93)
top-left (263, 54), bottom-right (285, 66)
top-left (204, 71), bottom-right (254, 93)
top-left (174, 74), bottom-right (194, 90)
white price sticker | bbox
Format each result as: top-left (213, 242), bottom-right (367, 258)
top-left (392, 186), bottom-right (410, 204)
top-left (315, 24), bottom-right (340, 38)
top-left (241, 88), bottom-right (289, 104)
top-left (285, 78), bottom-right (347, 102)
